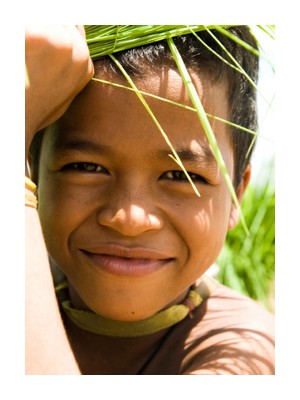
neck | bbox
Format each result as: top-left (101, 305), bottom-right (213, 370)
top-left (56, 281), bottom-right (203, 337)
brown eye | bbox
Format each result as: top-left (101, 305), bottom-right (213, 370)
top-left (62, 162), bottom-right (106, 173)
top-left (162, 170), bottom-right (207, 184)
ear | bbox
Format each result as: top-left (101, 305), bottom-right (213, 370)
top-left (227, 164), bottom-right (251, 230)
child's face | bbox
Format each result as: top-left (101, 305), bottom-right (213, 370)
top-left (37, 65), bottom-right (247, 321)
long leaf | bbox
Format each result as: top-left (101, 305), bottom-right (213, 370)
top-left (167, 37), bottom-right (249, 235)
top-left (109, 54), bottom-right (201, 197)
top-left (92, 77), bottom-right (273, 142)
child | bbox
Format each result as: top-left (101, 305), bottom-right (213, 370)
top-left (25, 25), bottom-right (275, 374)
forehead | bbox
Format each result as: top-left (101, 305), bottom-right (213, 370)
top-left (59, 62), bottom-right (229, 134)
top-left (94, 58), bottom-right (227, 111)
top-left (42, 62), bottom-right (231, 169)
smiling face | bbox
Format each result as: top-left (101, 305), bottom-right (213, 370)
top-left (37, 65), bottom-right (249, 321)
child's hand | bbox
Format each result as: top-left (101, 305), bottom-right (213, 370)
top-left (25, 25), bottom-right (94, 151)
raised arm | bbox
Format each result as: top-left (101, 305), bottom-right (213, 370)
top-left (25, 25), bottom-right (93, 374)
top-left (25, 25), bottom-right (94, 158)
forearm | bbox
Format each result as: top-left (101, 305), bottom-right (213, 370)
top-left (25, 206), bottom-right (80, 374)
top-left (25, 25), bottom-right (94, 158)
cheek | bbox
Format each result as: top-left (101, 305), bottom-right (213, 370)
top-left (38, 172), bottom-right (90, 223)
top-left (37, 178), bottom-right (84, 263)
top-left (180, 194), bottom-right (231, 262)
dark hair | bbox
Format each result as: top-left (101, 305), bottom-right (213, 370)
top-left (30, 26), bottom-right (258, 188)
top-left (95, 25), bottom-right (259, 188)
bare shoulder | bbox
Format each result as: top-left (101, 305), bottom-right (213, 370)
top-left (181, 277), bottom-right (275, 375)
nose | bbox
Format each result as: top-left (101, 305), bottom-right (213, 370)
top-left (97, 188), bottom-right (164, 237)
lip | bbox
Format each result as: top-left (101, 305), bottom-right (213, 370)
top-left (80, 244), bottom-right (174, 277)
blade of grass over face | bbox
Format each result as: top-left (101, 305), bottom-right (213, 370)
top-left (92, 77), bottom-right (273, 143)
top-left (167, 37), bottom-right (249, 235)
top-left (86, 24), bottom-right (274, 116)
top-left (85, 25), bottom-right (274, 235)
top-left (109, 54), bottom-right (201, 198)
top-left (83, 25), bottom-right (274, 303)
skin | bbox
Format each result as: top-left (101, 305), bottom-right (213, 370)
top-left (36, 65), bottom-right (250, 323)
top-left (25, 25), bottom-right (94, 164)
top-left (25, 25), bottom-right (93, 374)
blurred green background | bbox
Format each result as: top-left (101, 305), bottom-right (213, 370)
top-left (216, 161), bottom-right (275, 313)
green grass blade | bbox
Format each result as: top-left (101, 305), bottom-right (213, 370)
top-left (203, 27), bottom-right (272, 111)
top-left (167, 37), bottom-right (249, 235)
top-left (92, 77), bottom-right (273, 143)
top-left (257, 25), bottom-right (275, 40)
top-left (85, 25), bottom-right (235, 59)
top-left (109, 54), bottom-right (201, 197)
top-left (212, 25), bottom-right (260, 57)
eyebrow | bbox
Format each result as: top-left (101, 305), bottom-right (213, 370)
top-left (53, 139), bottom-right (110, 156)
top-left (153, 147), bottom-right (217, 170)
